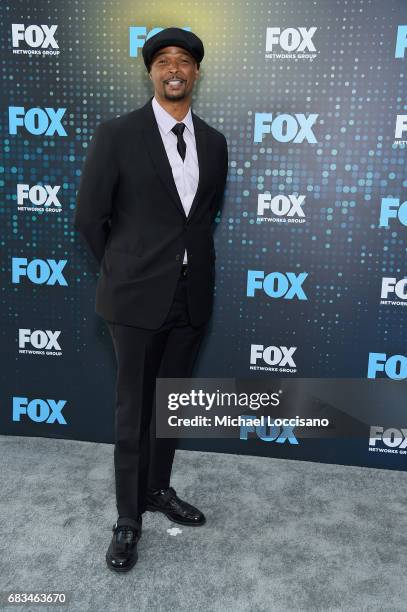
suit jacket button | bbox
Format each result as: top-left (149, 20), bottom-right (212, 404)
top-left (175, 254), bottom-right (181, 261)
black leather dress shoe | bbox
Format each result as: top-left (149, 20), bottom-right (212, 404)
top-left (145, 486), bottom-right (206, 526)
top-left (106, 516), bottom-right (142, 572)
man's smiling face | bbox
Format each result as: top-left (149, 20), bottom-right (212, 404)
top-left (149, 46), bottom-right (200, 102)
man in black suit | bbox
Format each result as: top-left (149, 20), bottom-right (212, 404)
top-left (74, 27), bottom-right (228, 572)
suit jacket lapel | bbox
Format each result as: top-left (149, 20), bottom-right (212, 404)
top-left (140, 96), bottom-right (208, 221)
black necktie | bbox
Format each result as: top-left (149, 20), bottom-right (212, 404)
top-left (171, 122), bottom-right (187, 161)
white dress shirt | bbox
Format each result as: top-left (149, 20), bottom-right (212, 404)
top-left (152, 95), bottom-right (199, 264)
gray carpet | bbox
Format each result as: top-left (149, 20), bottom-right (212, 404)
top-left (0, 435), bottom-right (406, 612)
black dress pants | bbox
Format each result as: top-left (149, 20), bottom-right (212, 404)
top-left (105, 265), bottom-right (208, 520)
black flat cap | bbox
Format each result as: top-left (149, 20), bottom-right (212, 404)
top-left (142, 27), bottom-right (204, 72)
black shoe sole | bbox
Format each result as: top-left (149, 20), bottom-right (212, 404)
top-left (106, 550), bottom-right (138, 573)
top-left (145, 505), bottom-right (206, 526)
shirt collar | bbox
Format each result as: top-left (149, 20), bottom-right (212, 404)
top-left (152, 95), bottom-right (194, 136)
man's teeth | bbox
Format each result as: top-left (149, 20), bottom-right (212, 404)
top-left (167, 80), bottom-right (183, 83)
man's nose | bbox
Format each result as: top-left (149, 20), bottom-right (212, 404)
top-left (168, 60), bottom-right (183, 70)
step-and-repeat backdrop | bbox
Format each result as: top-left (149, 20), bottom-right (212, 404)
top-left (1, 1), bottom-right (406, 470)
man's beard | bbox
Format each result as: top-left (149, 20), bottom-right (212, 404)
top-left (163, 88), bottom-right (187, 101)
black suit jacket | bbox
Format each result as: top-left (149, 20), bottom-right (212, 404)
top-left (74, 96), bottom-right (228, 329)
